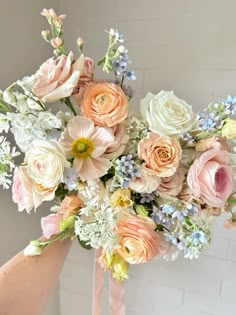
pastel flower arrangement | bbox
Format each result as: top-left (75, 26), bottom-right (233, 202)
top-left (1, 8), bottom-right (236, 282)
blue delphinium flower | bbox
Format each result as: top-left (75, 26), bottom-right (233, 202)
top-left (115, 155), bottom-right (140, 188)
top-left (140, 191), bottom-right (157, 204)
top-left (222, 95), bottom-right (236, 115)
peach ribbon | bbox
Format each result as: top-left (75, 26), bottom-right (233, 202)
top-left (92, 249), bottom-right (126, 315)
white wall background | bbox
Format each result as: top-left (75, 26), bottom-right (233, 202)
top-left (1, 1), bottom-right (236, 315)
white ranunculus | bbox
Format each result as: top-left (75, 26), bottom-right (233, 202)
top-left (140, 90), bottom-right (196, 136)
top-left (25, 139), bottom-right (69, 188)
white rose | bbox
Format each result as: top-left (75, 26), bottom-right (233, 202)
top-left (140, 90), bottom-right (196, 136)
top-left (25, 139), bottom-right (69, 188)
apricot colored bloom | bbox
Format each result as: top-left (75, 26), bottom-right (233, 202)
top-left (81, 82), bottom-right (128, 127)
top-left (138, 132), bottom-right (182, 177)
top-left (59, 116), bottom-right (114, 181)
top-left (116, 214), bottom-right (161, 264)
top-left (57, 195), bottom-right (84, 219)
top-left (195, 136), bottom-right (229, 152)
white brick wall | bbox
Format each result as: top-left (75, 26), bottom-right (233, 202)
top-left (59, 1), bottom-right (236, 314)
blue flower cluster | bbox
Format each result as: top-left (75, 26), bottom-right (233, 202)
top-left (114, 155), bottom-right (140, 188)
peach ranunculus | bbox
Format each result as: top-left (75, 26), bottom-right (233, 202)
top-left (157, 166), bottom-right (185, 196)
top-left (187, 149), bottom-right (234, 207)
top-left (104, 124), bottom-right (129, 159)
top-left (32, 51), bottom-right (84, 102)
top-left (41, 213), bottom-right (63, 239)
top-left (138, 132), bottom-right (182, 177)
top-left (57, 195), bottom-right (84, 219)
top-left (116, 214), bottom-right (161, 264)
top-left (12, 166), bottom-right (56, 213)
top-left (129, 165), bottom-right (160, 194)
top-left (81, 82), bottom-right (128, 127)
top-left (195, 136), bottom-right (229, 152)
top-left (59, 116), bottom-right (114, 181)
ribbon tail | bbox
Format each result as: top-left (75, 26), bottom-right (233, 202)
top-left (92, 248), bottom-right (104, 315)
top-left (109, 273), bottom-right (126, 315)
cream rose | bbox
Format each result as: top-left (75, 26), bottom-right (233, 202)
top-left (140, 90), bottom-right (196, 136)
top-left (25, 139), bottom-right (69, 188)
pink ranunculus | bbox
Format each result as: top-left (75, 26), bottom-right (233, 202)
top-left (187, 149), bottom-right (234, 207)
top-left (116, 214), bottom-right (161, 264)
top-left (41, 214), bottom-right (63, 239)
top-left (104, 124), bottom-right (129, 159)
top-left (129, 165), bottom-right (160, 194)
top-left (80, 57), bottom-right (94, 82)
top-left (195, 136), bottom-right (229, 152)
top-left (32, 51), bottom-right (84, 102)
top-left (157, 166), bottom-right (185, 196)
top-left (12, 166), bottom-right (35, 213)
top-left (59, 116), bottom-right (114, 181)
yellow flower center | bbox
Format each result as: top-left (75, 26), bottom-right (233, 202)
top-left (71, 137), bottom-right (94, 159)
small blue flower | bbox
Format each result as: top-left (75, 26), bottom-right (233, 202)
top-left (161, 204), bottom-right (175, 215)
top-left (186, 203), bottom-right (199, 215)
top-left (140, 191), bottom-right (157, 204)
top-left (189, 231), bottom-right (208, 246)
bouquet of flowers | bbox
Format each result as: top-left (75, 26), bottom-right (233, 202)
top-left (1, 8), bottom-right (236, 283)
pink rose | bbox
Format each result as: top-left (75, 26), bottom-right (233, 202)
top-left (12, 166), bottom-right (57, 213)
top-left (41, 214), bottom-right (63, 239)
top-left (32, 52), bottom-right (84, 102)
top-left (138, 132), bottom-right (182, 177)
top-left (80, 57), bottom-right (94, 82)
top-left (158, 166), bottom-right (185, 196)
top-left (12, 166), bottom-right (35, 213)
top-left (104, 124), bottom-right (129, 159)
top-left (116, 214), bottom-right (161, 264)
top-left (129, 165), bottom-right (160, 194)
top-left (187, 149), bottom-right (234, 207)
top-left (195, 136), bottom-right (229, 152)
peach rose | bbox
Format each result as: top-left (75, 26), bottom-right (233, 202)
top-left (32, 52), bottom-right (84, 102)
top-left (57, 195), bottom-right (84, 219)
top-left (81, 82), bottom-right (128, 127)
top-left (187, 149), bottom-right (234, 207)
top-left (116, 214), bottom-right (161, 264)
top-left (138, 132), bottom-right (182, 177)
top-left (195, 136), bottom-right (229, 152)
top-left (158, 166), bottom-right (185, 196)
top-left (104, 124), bottom-right (129, 159)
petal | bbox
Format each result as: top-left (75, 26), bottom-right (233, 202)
top-left (78, 157), bottom-right (111, 181)
top-left (68, 116), bottom-right (95, 139)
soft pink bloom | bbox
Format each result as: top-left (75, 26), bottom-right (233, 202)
top-left (104, 124), bottom-right (129, 159)
top-left (57, 195), bottom-right (84, 219)
top-left (116, 214), bottom-right (161, 264)
top-left (81, 82), bottom-right (128, 127)
top-left (12, 166), bottom-right (56, 213)
top-left (158, 166), bottom-right (185, 196)
top-left (41, 214), bottom-right (63, 239)
top-left (195, 136), bottom-right (229, 152)
top-left (187, 149), bottom-right (234, 207)
top-left (50, 37), bottom-right (62, 48)
top-left (129, 165), bottom-right (160, 194)
top-left (32, 52), bottom-right (84, 102)
top-left (80, 57), bottom-right (94, 82)
top-left (138, 132), bottom-right (182, 177)
top-left (59, 116), bottom-right (114, 181)
top-left (72, 80), bottom-right (94, 107)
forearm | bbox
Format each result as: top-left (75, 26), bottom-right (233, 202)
top-left (0, 238), bottom-right (72, 315)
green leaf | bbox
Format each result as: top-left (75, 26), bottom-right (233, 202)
top-left (97, 56), bottom-right (106, 66)
top-left (228, 199), bottom-right (236, 204)
top-left (77, 236), bottom-right (93, 250)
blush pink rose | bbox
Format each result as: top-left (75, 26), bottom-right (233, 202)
top-left (32, 52), bottom-right (84, 102)
top-left (195, 136), bottom-right (229, 152)
top-left (12, 166), bottom-right (57, 213)
top-left (187, 149), bottom-right (234, 207)
top-left (116, 214), bottom-right (161, 264)
top-left (158, 166), bottom-right (185, 196)
top-left (138, 132), bottom-right (182, 177)
top-left (129, 165), bottom-right (160, 194)
top-left (41, 214), bottom-right (63, 239)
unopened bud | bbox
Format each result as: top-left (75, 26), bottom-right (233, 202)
top-left (41, 30), bottom-right (50, 41)
top-left (77, 37), bottom-right (84, 50)
top-left (51, 37), bottom-right (63, 48)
